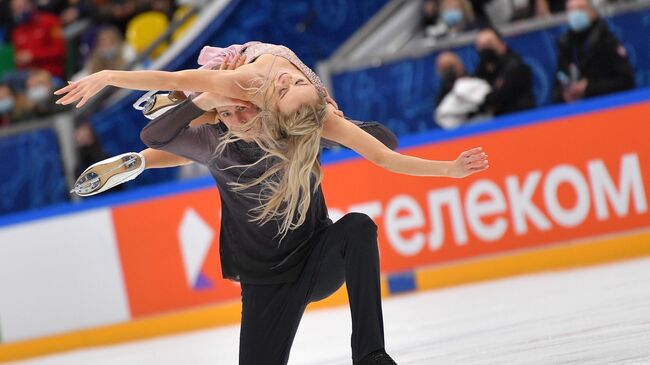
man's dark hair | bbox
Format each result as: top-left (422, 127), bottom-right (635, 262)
top-left (479, 26), bottom-right (506, 43)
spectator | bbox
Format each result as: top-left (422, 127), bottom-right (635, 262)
top-left (424, 0), bottom-right (478, 39)
top-left (474, 27), bottom-right (535, 115)
top-left (87, 0), bottom-right (140, 33)
top-left (34, 0), bottom-right (68, 14)
top-left (440, 0), bottom-right (477, 35)
top-left (24, 70), bottom-right (67, 118)
top-left (0, 82), bottom-right (30, 126)
top-left (470, 0), bottom-right (565, 26)
top-left (73, 122), bottom-right (116, 193)
top-left (0, 0), bottom-right (12, 42)
top-left (73, 25), bottom-right (135, 79)
top-left (434, 52), bottom-right (491, 129)
top-left (553, 0), bottom-right (634, 103)
top-left (84, 0), bottom-right (176, 35)
top-left (38, 0), bottom-right (88, 26)
top-left (0, 83), bottom-right (16, 127)
top-left (10, 0), bottom-right (66, 78)
top-left (435, 51), bottom-right (466, 106)
top-left (422, 0), bottom-right (439, 35)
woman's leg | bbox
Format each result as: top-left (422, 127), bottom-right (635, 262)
top-left (139, 148), bottom-right (192, 168)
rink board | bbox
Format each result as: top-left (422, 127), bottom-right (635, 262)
top-left (1, 89), bottom-right (650, 362)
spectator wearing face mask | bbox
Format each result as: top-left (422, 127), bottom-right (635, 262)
top-left (424, 0), bottom-right (478, 39)
top-left (73, 122), bottom-right (115, 188)
top-left (474, 27), bottom-right (535, 116)
top-left (436, 51), bottom-right (466, 105)
top-left (553, 0), bottom-right (634, 103)
top-left (434, 51), bottom-right (492, 129)
top-left (73, 25), bottom-right (135, 80)
top-left (10, 0), bottom-right (66, 78)
top-left (24, 70), bottom-right (67, 118)
top-left (0, 82), bottom-right (30, 126)
top-left (0, 83), bottom-right (16, 127)
top-left (422, 0), bottom-right (439, 34)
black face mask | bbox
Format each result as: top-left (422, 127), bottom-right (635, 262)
top-left (439, 69), bottom-right (458, 89)
top-left (478, 48), bottom-right (500, 66)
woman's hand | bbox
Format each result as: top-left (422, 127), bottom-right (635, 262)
top-left (54, 70), bottom-right (112, 108)
top-left (323, 105), bottom-right (490, 178)
top-left (448, 147), bottom-right (489, 178)
top-left (322, 86), bottom-right (344, 118)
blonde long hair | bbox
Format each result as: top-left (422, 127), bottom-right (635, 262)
top-left (215, 76), bottom-right (328, 240)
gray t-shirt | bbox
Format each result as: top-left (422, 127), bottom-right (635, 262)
top-left (140, 98), bottom-right (397, 284)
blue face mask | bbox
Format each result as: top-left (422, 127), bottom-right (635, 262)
top-left (442, 9), bottom-right (463, 27)
top-left (568, 10), bottom-right (591, 32)
top-left (0, 98), bottom-right (15, 114)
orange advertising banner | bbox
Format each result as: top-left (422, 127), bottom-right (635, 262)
top-left (112, 190), bottom-right (240, 317)
top-left (111, 101), bottom-right (650, 318)
top-left (322, 102), bottom-right (650, 273)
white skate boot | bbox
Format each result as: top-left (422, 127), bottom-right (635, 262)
top-left (70, 152), bottom-right (145, 196)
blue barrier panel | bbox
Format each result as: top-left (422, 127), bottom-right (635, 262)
top-left (332, 8), bottom-right (650, 136)
top-left (0, 128), bottom-right (68, 215)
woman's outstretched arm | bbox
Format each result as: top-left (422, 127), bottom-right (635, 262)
top-left (54, 69), bottom-right (261, 108)
top-left (321, 106), bottom-right (489, 178)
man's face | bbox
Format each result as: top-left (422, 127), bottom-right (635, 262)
top-left (475, 30), bottom-right (504, 55)
top-left (216, 102), bottom-right (259, 131)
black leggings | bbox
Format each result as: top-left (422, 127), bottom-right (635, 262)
top-left (239, 213), bottom-right (386, 365)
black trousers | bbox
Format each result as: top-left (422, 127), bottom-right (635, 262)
top-left (239, 213), bottom-right (386, 365)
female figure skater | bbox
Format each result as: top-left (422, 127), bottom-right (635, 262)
top-left (70, 54), bottom-right (397, 196)
top-left (55, 41), bottom-right (489, 364)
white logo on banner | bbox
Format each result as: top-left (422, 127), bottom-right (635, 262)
top-left (178, 208), bottom-right (214, 289)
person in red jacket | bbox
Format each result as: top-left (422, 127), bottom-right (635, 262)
top-left (10, 0), bottom-right (66, 78)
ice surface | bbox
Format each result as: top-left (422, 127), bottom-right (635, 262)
top-left (8, 257), bottom-right (650, 364)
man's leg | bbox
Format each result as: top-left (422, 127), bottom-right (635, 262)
top-left (308, 213), bottom-right (386, 362)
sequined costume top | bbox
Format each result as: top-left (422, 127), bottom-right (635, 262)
top-left (196, 41), bottom-right (326, 95)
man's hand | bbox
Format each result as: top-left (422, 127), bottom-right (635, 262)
top-left (219, 53), bottom-right (246, 71)
top-left (563, 79), bottom-right (588, 102)
top-left (192, 54), bottom-right (250, 111)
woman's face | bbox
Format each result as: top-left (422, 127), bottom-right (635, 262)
top-left (216, 102), bottom-right (259, 131)
top-left (271, 70), bottom-right (320, 116)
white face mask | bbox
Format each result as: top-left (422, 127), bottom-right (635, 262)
top-left (0, 98), bottom-right (15, 113)
top-left (27, 85), bottom-right (51, 103)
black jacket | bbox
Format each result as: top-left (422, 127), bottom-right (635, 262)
top-left (553, 19), bottom-right (635, 102)
top-left (475, 49), bottom-right (535, 116)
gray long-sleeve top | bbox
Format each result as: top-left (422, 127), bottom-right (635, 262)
top-left (140, 98), bottom-right (397, 284)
